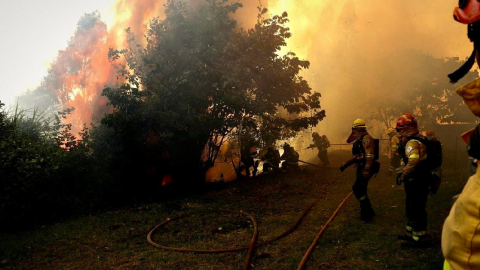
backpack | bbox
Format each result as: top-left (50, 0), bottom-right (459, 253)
top-left (352, 135), bottom-right (381, 176)
top-left (400, 136), bottom-right (443, 194)
top-left (413, 137), bottom-right (442, 171)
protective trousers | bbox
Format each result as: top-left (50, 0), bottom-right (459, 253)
top-left (353, 165), bottom-right (375, 221)
top-left (404, 174), bottom-right (429, 241)
top-left (318, 150), bottom-right (330, 165)
top-left (389, 155), bottom-right (401, 175)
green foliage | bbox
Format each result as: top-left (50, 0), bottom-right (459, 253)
top-left (0, 102), bottom-right (114, 230)
top-left (103, 0), bottom-right (324, 183)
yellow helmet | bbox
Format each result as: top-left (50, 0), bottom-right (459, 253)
top-left (387, 127), bottom-right (396, 134)
top-left (352, 119), bottom-right (366, 129)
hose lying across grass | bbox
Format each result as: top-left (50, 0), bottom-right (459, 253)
top-left (296, 191), bottom-right (354, 270)
top-left (147, 186), bottom-right (354, 270)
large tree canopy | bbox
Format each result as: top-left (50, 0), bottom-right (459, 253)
top-left (102, 0), bottom-right (324, 182)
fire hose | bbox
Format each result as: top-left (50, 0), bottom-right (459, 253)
top-left (147, 186), bottom-right (354, 269)
top-left (296, 191), bottom-right (354, 270)
top-left (299, 139), bottom-right (389, 151)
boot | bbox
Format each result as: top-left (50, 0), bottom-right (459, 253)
top-left (360, 199), bottom-right (376, 221)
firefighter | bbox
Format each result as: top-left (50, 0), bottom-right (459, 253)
top-left (443, 123), bottom-right (480, 269)
top-left (321, 135), bottom-right (331, 165)
top-left (387, 127), bottom-right (401, 176)
top-left (339, 119), bottom-right (377, 221)
top-left (396, 114), bottom-right (430, 247)
top-left (443, 3), bottom-right (480, 268)
top-left (309, 133), bottom-right (330, 166)
top-left (281, 143), bottom-right (300, 172)
top-left (240, 142), bottom-right (259, 177)
top-left (261, 146), bottom-right (281, 173)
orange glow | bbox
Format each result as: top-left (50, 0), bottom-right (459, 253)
top-left (48, 0), bottom-right (166, 135)
top-left (162, 174), bottom-right (173, 186)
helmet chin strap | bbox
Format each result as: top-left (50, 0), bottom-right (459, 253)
top-left (449, 22), bottom-right (480, 83)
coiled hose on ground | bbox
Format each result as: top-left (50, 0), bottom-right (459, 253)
top-left (147, 183), bottom-right (354, 270)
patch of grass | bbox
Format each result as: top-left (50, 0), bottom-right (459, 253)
top-left (0, 152), bottom-right (465, 269)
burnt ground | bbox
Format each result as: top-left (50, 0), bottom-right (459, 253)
top-left (0, 150), bottom-right (467, 269)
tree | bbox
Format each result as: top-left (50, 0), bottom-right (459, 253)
top-left (102, 0), bottom-right (324, 184)
top-left (369, 50), bottom-right (479, 131)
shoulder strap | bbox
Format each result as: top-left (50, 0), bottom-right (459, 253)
top-left (407, 135), bottom-right (427, 146)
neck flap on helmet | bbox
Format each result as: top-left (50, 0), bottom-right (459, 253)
top-left (449, 22), bottom-right (480, 83)
top-left (347, 129), bottom-right (367, 144)
top-left (466, 124), bottom-right (480, 160)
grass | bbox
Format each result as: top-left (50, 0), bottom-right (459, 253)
top-left (0, 151), bottom-right (466, 269)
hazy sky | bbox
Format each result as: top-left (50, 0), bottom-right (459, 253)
top-left (0, 0), bottom-right (116, 108)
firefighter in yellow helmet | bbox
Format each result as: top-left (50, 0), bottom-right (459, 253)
top-left (396, 113), bottom-right (429, 247)
top-left (387, 127), bottom-right (401, 176)
top-left (340, 119), bottom-right (379, 221)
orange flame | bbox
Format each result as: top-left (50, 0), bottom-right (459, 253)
top-left (46, 0), bottom-right (263, 136)
top-left (46, 0), bottom-right (167, 135)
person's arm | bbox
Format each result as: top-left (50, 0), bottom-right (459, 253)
top-left (362, 135), bottom-right (375, 178)
top-left (341, 153), bottom-right (363, 171)
top-left (402, 140), bottom-right (421, 179)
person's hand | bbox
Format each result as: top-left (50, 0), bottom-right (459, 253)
top-left (340, 163), bottom-right (346, 172)
top-left (396, 174), bottom-right (404, 186)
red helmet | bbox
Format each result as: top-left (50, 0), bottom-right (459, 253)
top-left (396, 114), bottom-right (417, 131)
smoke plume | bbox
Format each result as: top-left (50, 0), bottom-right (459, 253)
top-left (267, 0), bottom-right (475, 142)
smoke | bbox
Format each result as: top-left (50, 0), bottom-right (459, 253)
top-left (266, 0), bottom-right (474, 143)
top-left (31, 0), bottom-right (475, 176)
top-left (31, 0), bottom-right (266, 135)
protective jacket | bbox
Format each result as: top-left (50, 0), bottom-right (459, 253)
top-left (281, 148), bottom-right (299, 165)
top-left (400, 137), bottom-right (428, 178)
top-left (442, 170), bottom-right (480, 270)
top-left (388, 134), bottom-right (401, 175)
top-left (344, 133), bottom-right (376, 178)
top-left (312, 136), bottom-right (323, 149)
top-left (390, 135), bottom-right (400, 158)
top-left (261, 149), bottom-right (281, 168)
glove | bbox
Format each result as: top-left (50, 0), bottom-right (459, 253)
top-left (396, 174), bottom-right (403, 186)
top-left (340, 163), bottom-right (346, 172)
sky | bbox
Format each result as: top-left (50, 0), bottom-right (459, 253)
top-left (0, 0), bottom-right (116, 108)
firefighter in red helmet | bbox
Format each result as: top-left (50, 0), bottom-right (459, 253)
top-left (396, 114), bottom-right (430, 247)
top-left (340, 119), bottom-right (379, 221)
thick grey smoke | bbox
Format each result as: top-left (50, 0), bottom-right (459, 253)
top-left (262, 0), bottom-right (475, 143)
